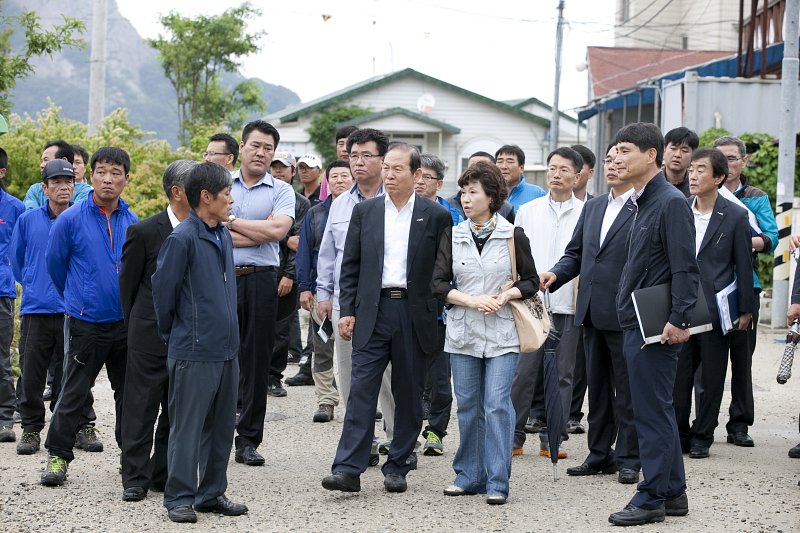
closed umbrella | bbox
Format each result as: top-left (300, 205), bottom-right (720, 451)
top-left (541, 290), bottom-right (567, 481)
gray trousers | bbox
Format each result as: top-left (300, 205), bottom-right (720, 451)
top-left (311, 313), bottom-right (338, 406)
top-left (511, 313), bottom-right (580, 449)
top-left (164, 357), bottom-right (239, 511)
top-left (0, 297), bottom-right (15, 426)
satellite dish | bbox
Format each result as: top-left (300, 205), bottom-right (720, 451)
top-left (417, 93), bottom-right (435, 114)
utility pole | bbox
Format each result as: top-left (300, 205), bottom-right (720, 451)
top-left (549, 0), bottom-right (565, 152)
top-left (87, 0), bottom-right (107, 134)
top-left (771, 0), bottom-right (799, 328)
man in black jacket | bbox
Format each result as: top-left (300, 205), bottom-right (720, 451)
top-left (152, 163), bottom-right (246, 523)
top-left (119, 160), bottom-right (196, 502)
top-left (673, 149), bottom-right (754, 460)
top-left (321, 143), bottom-right (451, 494)
top-left (542, 143), bottom-right (640, 484)
top-left (609, 123), bottom-right (699, 527)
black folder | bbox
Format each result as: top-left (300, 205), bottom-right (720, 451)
top-left (631, 283), bottom-right (713, 344)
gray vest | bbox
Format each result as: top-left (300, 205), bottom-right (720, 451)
top-left (444, 217), bottom-right (520, 358)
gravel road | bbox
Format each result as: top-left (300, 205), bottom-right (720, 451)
top-left (0, 329), bottom-right (798, 532)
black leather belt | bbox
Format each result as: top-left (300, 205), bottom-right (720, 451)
top-left (235, 265), bottom-right (276, 277)
top-left (380, 288), bottom-right (408, 299)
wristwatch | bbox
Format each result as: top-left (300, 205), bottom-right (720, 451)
top-left (228, 214), bottom-right (236, 226)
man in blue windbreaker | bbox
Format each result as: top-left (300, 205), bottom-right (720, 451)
top-left (0, 146), bottom-right (24, 444)
top-left (40, 147), bottom-right (138, 487)
top-left (12, 160), bottom-right (94, 456)
top-left (152, 162), bottom-right (245, 523)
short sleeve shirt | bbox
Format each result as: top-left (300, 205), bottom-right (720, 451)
top-left (231, 170), bottom-right (296, 267)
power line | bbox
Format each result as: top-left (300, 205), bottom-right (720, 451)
top-left (616, 0), bottom-right (677, 37)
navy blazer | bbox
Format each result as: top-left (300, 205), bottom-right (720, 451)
top-left (338, 195), bottom-right (451, 354)
top-left (550, 192), bottom-right (636, 331)
top-left (691, 194), bottom-right (755, 328)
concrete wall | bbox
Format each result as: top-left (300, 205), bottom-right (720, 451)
top-left (615, 0), bottom-right (739, 51)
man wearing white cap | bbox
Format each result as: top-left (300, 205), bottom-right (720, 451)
top-left (298, 154), bottom-right (323, 206)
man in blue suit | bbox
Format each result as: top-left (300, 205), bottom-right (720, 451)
top-left (542, 142), bottom-right (640, 485)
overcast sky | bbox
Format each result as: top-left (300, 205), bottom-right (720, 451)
top-left (117, 0), bottom-right (617, 114)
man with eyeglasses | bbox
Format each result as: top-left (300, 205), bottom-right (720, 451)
top-left (204, 133), bottom-right (239, 173)
top-left (227, 121), bottom-right (295, 467)
top-left (542, 143), bottom-right (640, 485)
top-left (712, 135), bottom-right (778, 449)
top-left (511, 147), bottom-right (585, 459)
top-left (316, 128), bottom-right (397, 467)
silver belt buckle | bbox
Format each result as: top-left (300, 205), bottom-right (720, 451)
top-left (390, 289), bottom-right (402, 299)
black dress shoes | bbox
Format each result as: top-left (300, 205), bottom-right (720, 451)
top-left (122, 486), bottom-right (146, 501)
top-left (384, 473), bottom-right (407, 493)
top-left (608, 504), bottom-right (665, 526)
top-left (727, 431), bottom-right (754, 447)
top-left (406, 452), bottom-right (418, 470)
top-left (322, 472), bottom-right (361, 492)
top-left (235, 445), bottom-right (265, 466)
top-left (195, 495), bottom-right (248, 516)
top-left (689, 444), bottom-right (710, 459)
top-left (168, 505), bottom-right (197, 523)
top-left (617, 468), bottom-right (639, 484)
top-left (567, 462), bottom-right (617, 476)
top-left (788, 442), bottom-right (800, 458)
top-left (665, 492), bottom-right (689, 516)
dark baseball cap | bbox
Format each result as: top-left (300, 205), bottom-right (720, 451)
top-left (41, 159), bottom-right (75, 181)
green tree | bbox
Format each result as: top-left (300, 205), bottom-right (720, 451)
top-left (1, 101), bottom-right (196, 219)
top-left (148, 3), bottom-right (265, 146)
top-left (306, 105), bottom-right (372, 164)
top-left (0, 4), bottom-right (85, 115)
top-left (700, 127), bottom-right (800, 287)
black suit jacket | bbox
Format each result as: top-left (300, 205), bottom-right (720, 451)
top-left (119, 209), bottom-right (173, 356)
top-left (338, 195), bottom-right (451, 354)
top-left (549, 193), bottom-right (636, 331)
top-left (692, 194), bottom-right (755, 328)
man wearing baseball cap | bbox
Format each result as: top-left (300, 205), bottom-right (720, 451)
top-left (11, 160), bottom-right (76, 454)
top-left (297, 154), bottom-right (323, 207)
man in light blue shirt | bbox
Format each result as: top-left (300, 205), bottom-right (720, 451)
top-left (226, 120), bottom-right (295, 467)
top-left (24, 141), bottom-right (92, 210)
top-left (316, 128), bottom-right (396, 466)
top-left (496, 144), bottom-right (545, 213)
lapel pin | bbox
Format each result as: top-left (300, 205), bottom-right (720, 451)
top-left (417, 218), bottom-right (424, 222)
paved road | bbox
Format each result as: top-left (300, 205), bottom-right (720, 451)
top-left (0, 329), bottom-right (798, 532)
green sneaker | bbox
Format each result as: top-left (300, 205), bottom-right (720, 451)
top-left (423, 431), bottom-right (444, 456)
top-left (41, 454), bottom-right (68, 486)
top-left (75, 426), bottom-right (104, 452)
top-left (16, 431), bottom-right (41, 455)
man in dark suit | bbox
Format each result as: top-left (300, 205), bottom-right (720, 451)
top-left (566, 143), bottom-right (597, 434)
top-left (321, 143), bottom-right (451, 494)
top-left (542, 143), bottom-right (640, 484)
top-left (673, 149), bottom-right (754, 459)
top-left (609, 123), bottom-right (699, 526)
top-left (118, 160), bottom-right (196, 502)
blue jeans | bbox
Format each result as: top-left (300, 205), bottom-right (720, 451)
top-left (450, 352), bottom-right (518, 498)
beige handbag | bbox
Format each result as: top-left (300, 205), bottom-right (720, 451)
top-left (501, 235), bottom-right (550, 353)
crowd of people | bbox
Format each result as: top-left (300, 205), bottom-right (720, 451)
top-left (0, 117), bottom-right (794, 526)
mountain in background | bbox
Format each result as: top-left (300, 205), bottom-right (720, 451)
top-left (7, 0), bottom-right (300, 146)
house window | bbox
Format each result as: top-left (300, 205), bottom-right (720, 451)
top-left (621, 0), bottom-right (630, 22)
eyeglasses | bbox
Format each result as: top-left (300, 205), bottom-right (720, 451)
top-left (349, 153), bottom-right (380, 162)
top-left (547, 167), bottom-right (576, 178)
top-left (418, 173), bottom-right (441, 181)
top-left (203, 151), bottom-right (231, 158)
